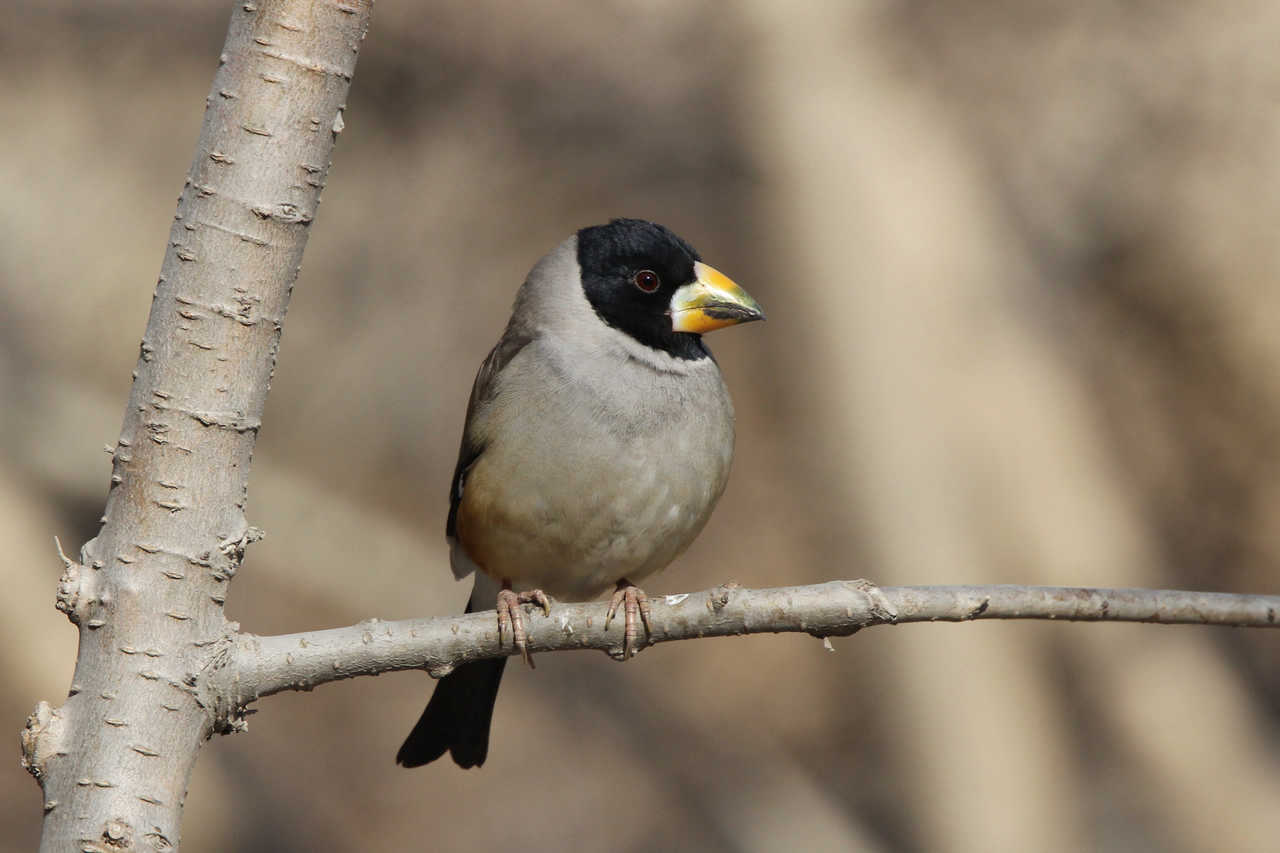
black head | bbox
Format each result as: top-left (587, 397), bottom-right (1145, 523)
top-left (576, 219), bottom-right (710, 360)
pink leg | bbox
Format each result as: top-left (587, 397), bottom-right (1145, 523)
top-left (605, 578), bottom-right (652, 660)
top-left (496, 581), bottom-right (551, 668)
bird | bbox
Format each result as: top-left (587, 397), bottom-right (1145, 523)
top-left (396, 218), bottom-right (764, 769)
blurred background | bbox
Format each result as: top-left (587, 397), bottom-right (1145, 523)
top-left (4, 0), bottom-right (1280, 850)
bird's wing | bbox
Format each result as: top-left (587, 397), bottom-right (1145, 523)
top-left (445, 327), bottom-right (534, 551)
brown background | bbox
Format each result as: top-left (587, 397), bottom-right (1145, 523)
top-left (4, 1), bottom-right (1280, 850)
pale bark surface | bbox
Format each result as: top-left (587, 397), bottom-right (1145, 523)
top-left (24, 3), bottom-right (372, 850)
top-left (219, 582), bottom-right (1280, 710)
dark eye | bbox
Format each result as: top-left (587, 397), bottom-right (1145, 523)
top-left (633, 269), bottom-right (660, 293)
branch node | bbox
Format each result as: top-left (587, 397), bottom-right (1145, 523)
top-left (205, 631), bottom-right (250, 735)
top-left (101, 818), bottom-right (133, 849)
top-left (707, 581), bottom-right (740, 612)
top-left (54, 536), bottom-right (97, 625)
top-left (425, 662), bottom-right (455, 679)
top-left (850, 578), bottom-right (898, 624)
top-left (218, 525), bottom-right (265, 576)
top-left (22, 701), bottom-right (65, 785)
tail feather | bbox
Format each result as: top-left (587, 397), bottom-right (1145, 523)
top-left (396, 656), bottom-right (506, 768)
top-left (398, 575), bottom-right (506, 769)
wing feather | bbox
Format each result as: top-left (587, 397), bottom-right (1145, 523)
top-left (445, 328), bottom-right (533, 544)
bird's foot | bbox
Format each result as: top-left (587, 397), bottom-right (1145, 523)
top-left (605, 579), bottom-right (652, 660)
top-left (496, 585), bottom-right (550, 669)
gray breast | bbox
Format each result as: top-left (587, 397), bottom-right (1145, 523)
top-left (465, 337), bottom-right (735, 601)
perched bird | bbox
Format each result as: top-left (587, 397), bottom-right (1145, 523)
top-left (396, 218), bottom-right (764, 769)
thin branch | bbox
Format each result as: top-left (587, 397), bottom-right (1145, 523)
top-left (217, 581), bottom-right (1280, 722)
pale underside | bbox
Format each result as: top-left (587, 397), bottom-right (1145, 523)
top-left (452, 335), bottom-right (735, 602)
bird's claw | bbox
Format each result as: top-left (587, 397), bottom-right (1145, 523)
top-left (496, 587), bottom-right (550, 669)
top-left (605, 579), bottom-right (652, 659)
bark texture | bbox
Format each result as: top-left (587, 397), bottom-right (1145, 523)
top-left (24, 2), bottom-right (372, 850)
top-left (217, 582), bottom-right (1280, 711)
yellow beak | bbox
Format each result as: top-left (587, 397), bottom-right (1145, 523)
top-left (669, 262), bottom-right (765, 334)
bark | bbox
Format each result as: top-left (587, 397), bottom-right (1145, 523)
top-left (216, 582), bottom-right (1280, 713)
top-left (23, 2), bottom-right (372, 850)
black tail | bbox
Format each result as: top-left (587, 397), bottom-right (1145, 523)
top-left (396, 654), bottom-right (506, 769)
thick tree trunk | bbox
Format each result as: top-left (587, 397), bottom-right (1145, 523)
top-left (23, 3), bottom-right (372, 850)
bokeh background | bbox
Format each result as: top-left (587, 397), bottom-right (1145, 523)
top-left (4, 0), bottom-right (1280, 850)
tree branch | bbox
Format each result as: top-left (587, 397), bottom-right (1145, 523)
top-left (216, 581), bottom-right (1280, 720)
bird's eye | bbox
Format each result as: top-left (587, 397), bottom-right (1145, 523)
top-left (633, 269), bottom-right (661, 293)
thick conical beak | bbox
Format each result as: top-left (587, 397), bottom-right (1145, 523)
top-left (669, 262), bottom-right (765, 334)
